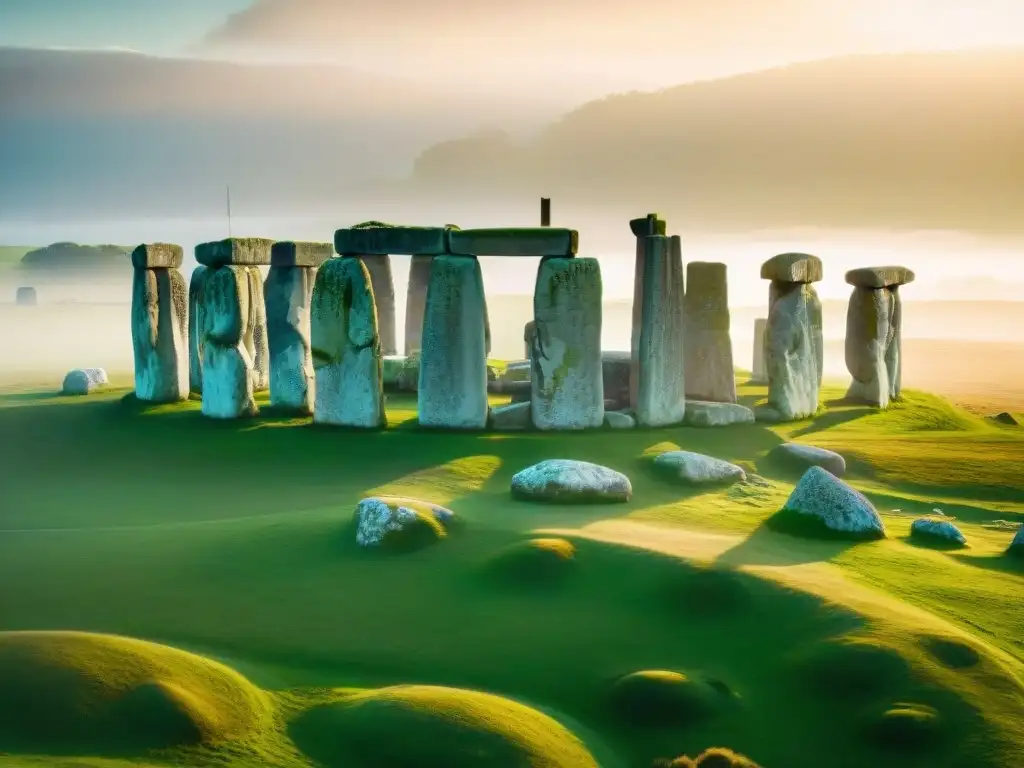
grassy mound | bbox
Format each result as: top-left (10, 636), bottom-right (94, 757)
top-left (662, 564), bottom-right (751, 618)
top-left (791, 636), bottom-right (911, 699)
top-left (481, 537), bottom-right (577, 586)
top-left (0, 631), bottom-right (271, 756)
top-left (606, 670), bottom-right (739, 728)
top-left (653, 747), bottom-right (763, 767)
top-left (289, 684), bottom-right (599, 767)
top-left (863, 702), bottom-right (943, 750)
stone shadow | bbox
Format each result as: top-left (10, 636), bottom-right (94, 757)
top-left (789, 398), bottom-right (876, 438)
top-left (714, 519), bottom-right (869, 568)
top-left (950, 550), bottom-right (1024, 577)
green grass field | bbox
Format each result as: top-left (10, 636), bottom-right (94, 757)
top-left (0, 246), bottom-right (32, 271)
top-left (0, 378), bottom-right (1021, 768)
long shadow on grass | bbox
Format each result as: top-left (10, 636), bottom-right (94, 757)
top-left (714, 518), bottom-right (869, 567)
top-left (788, 398), bottom-right (876, 438)
top-left (950, 550), bottom-right (1024, 578)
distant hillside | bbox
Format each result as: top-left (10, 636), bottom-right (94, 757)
top-left (413, 49), bottom-right (1024, 233)
top-left (19, 243), bottom-right (131, 273)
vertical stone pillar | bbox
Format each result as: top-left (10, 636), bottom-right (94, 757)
top-left (757, 253), bottom-right (823, 422)
top-left (628, 213), bottom-right (668, 411)
top-left (684, 261), bottom-right (736, 403)
top-left (265, 241), bottom-right (334, 414)
top-left (418, 255), bottom-right (489, 429)
top-left (310, 256), bottom-right (386, 428)
top-left (356, 254), bottom-right (397, 356)
top-left (752, 317), bottom-right (768, 384)
top-left (245, 267), bottom-right (270, 392)
top-left (530, 256), bottom-right (604, 430)
top-left (188, 265), bottom-right (208, 394)
top-left (844, 266), bottom-right (915, 408)
top-left (524, 320), bottom-right (536, 360)
top-left (130, 244), bottom-right (188, 403)
top-left (404, 254), bottom-right (434, 356)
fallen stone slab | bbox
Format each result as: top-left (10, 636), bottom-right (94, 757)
top-left (131, 243), bottom-right (183, 270)
top-left (771, 443), bottom-right (846, 477)
top-left (760, 252), bottom-right (823, 284)
top-left (335, 222), bottom-right (454, 256)
top-left (629, 213), bottom-right (667, 237)
top-left (654, 451), bottom-right (746, 486)
top-left (448, 227), bottom-right (578, 257)
top-left (778, 466), bottom-right (885, 538)
top-left (490, 401), bottom-right (531, 431)
top-left (353, 496), bottom-right (459, 551)
top-left (270, 241), bottom-right (334, 268)
top-left (511, 459), bottom-right (632, 503)
top-left (684, 400), bottom-right (755, 427)
top-left (845, 266), bottom-right (916, 289)
top-left (910, 518), bottom-right (967, 546)
top-left (604, 410), bottom-right (636, 429)
top-left (195, 238), bottom-right (274, 268)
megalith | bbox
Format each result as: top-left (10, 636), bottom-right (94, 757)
top-left (524, 320), bottom-right (537, 360)
top-left (752, 317), bottom-right (768, 383)
top-left (265, 241), bottom-right (333, 414)
top-left (15, 287), bottom-right (37, 306)
top-left (758, 253), bottom-right (823, 422)
top-left (684, 261), bottom-right (736, 403)
top-left (531, 257), bottom-right (604, 430)
top-left (628, 213), bottom-right (667, 410)
top-left (404, 254), bottom-right (433, 356)
top-left (632, 233), bottom-right (686, 426)
top-left (244, 267), bottom-right (269, 392)
top-left (130, 243), bottom-right (188, 403)
top-left (353, 255), bottom-right (396, 356)
top-left (188, 265), bottom-right (208, 394)
top-left (310, 257), bottom-right (386, 428)
top-left (844, 266), bottom-right (914, 407)
top-left (418, 255), bottom-right (489, 429)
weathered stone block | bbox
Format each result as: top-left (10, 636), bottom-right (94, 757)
top-left (347, 254), bottom-right (397, 357)
top-left (752, 317), bottom-right (768, 383)
top-left (201, 266), bottom-right (256, 419)
top-left (15, 286), bottom-right (36, 306)
top-left (448, 227), bottom-right (578, 257)
top-left (760, 252), bottom-right (823, 283)
top-left (845, 282), bottom-right (903, 407)
top-left (132, 267), bottom-right (188, 403)
top-left (188, 265), bottom-right (209, 394)
top-left (845, 266), bottom-right (915, 289)
top-left (629, 213), bottom-right (666, 237)
top-left (760, 282), bottom-right (820, 421)
top-left (404, 254), bottom-right (434, 356)
top-left (335, 222), bottom-right (454, 256)
top-left (265, 265), bottom-right (317, 413)
top-left (271, 241), bottom-right (334, 268)
top-left (195, 238), bottom-right (274, 268)
top-left (684, 261), bottom-right (736, 403)
top-left (131, 243), bottom-right (183, 270)
top-left (244, 267), bottom-right (269, 391)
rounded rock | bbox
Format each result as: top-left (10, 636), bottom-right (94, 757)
top-left (511, 459), bottom-right (632, 503)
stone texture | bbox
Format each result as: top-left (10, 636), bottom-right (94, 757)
top-left (244, 267), bottom-right (269, 392)
top-left (846, 283), bottom-right (904, 407)
top-left (335, 223), bottom-right (453, 256)
top-left (195, 238), bottom-right (273, 268)
top-left (448, 227), bottom-right (578, 257)
top-left (490, 401), bottom-right (532, 431)
top-left (201, 266), bottom-right (257, 419)
top-left (62, 367), bottom-right (107, 396)
top-left (350, 254), bottom-right (397, 357)
top-left (15, 286), bottom-right (37, 306)
top-left (131, 267), bottom-right (188, 404)
top-left (310, 257), bottom-right (386, 428)
top-left (188, 265), bottom-right (209, 394)
top-left (131, 243), bottom-right (183, 270)
top-left (418, 255), bottom-right (489, 429)
top-left (404, 254), bottom-right (434, 356)
top-left (353, 496), bottom-right (458, 549)
top-left (772, 443), bottom-right (847, 477)
top-left (270, 241), bottom-right (334, 268)
top-left (629, 213), bottom-right (666, 237)
top-left (910, 518), bottom-right (967, 545)
top-left (654, 451), bottom-right (746, 485)
top-left (783, 466), bottom-right (885, 537)
top-left (752, 318), bottom-right (768, 383)
top-left (265, 265), bottom-right (317, 413)
top-left (845, 266), bottom-right (916, 289)
top-left (760, 282), bottom-right (821, 421)
top-left (760, 253), bottom-right (823, 283)
top-left (511, 459), bottom-right (632, 503)
top-left (530, 257), bottom-right (604, 430)
top-left (602, 351), bottom-right (631, 410)
top-left (684, 400), bottom-right (755, 427)
top-left (684, 261), bottom-right (736, 403)
top-left (632, 235), bottom-right (686, 426)
top-left (524, 320), bottom-right (536, 359)
top-left (604, 410), bottom-right (636, 429)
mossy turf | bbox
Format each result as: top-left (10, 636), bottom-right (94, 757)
top-left (0, 380), bottom-right (1022, 767)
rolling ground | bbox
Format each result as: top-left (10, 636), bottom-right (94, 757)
top-left (0, 378), bottom-right (1021, 768)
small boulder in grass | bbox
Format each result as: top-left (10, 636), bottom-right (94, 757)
top-left (62, 367), bottom-right (109, 396)
top-left (654, 451), bottom-right (745, 486)
top-left (511, 459), bottom-right (632, 503)
top-left (771, 442), bottom-right (846, 477)
top-left (352, 497), bottom-right (461, 552)
top-left (770, 466), bottom-right (885, 540)
top-left (910, 518), bottom-right (967, 547)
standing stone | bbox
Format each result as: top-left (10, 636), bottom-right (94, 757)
top-left (418, 255), bottom-right (489, 429)
top-left (188, 266), bottom-right (208, 394)
top-left (531, 257), bottom-right (604, 430)
top-left (752, 318), bottom-right (768, 383)
top-left (356, 255), bottom-right (397, 356)
top-left (684, 262), bottom-right (736, 403)
top-left (524, 320), bottom-right (537, 360)
top-left (845, 266), bottom-right (914, 407)
top-left (200, 265), bottom-right (256, 419)
top-left (404, 254), bottom-right (433, 356)
top-left (15, 287), bottom-right (37, 306)
top-left (310, 257), bottom-right (386, 428)
top-left (628, 213), bottom-right (667, 409)
top-left (633, 234), bottom-right (686, 426)
top-left (244, 267), bottom-right (269, 391)
top-left (131, 243), bottom-right (188, 404)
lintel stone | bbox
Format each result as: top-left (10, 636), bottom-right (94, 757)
top-left (845, 266), bottom-right (915, 289)
top-left (195, 238), bottom-right (274, 268)
top-left (629, 214), bottom-right (666, 237)
top-left (131, 243), bottom-right (183, 270)
top-left (448, 227), bottom-right (578, 257)
top-left (760, 252), bottom-right (823, 283)
top-left (271, 241), bottom-right (334, 268)
top-left (334, 221), bottom-right (455, 256)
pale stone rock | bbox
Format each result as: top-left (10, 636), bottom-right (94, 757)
top-left (684, 261), bottom-right (736, 403)
top-left (530, 257), bottom-right (604, 430)
top-left (772, 443), bottom-right (847, 477)
top-left (83, 367), bottom-right (108, 385)
top-left (188, 265), bottom-right (209, 394)
top-left (131, 243), bottom-right (183, 270)
top-left (654, 451), bottom-right (746, 485)
top-left (15, 286), bottom-right (37, 306)
top-left (845, 286), bottom-right (895, 407)
top-left (201, 266), bottom-right (257, 419)
top-left (886, 288), bottom-right (904, 400)
top-left (132, 267), bottom-right (188, 403)
top-left (404, 254), bottom-right (434, 356)
top-left (845, 266), bottom-right (916, 289)
top-left (62, 368), bottom-right (107, 395)
top-left (491, 401), bottom-right (531, 431)
top-left (684, 400), bottom-right (755, 427)
top-left (335, 223), bottom-right (453, 256)
top-left (311, 257), bottom-right (386, 428)
top-left (270, 241), bottom-right (333, 268)
top-left (244, 266), bottom-right (270, 392)
top-left (760, 253), bottom-right (823, 283)
top-left (761, 282), bottom-right (821, 421)
top-left (448, 227), bottom-right (578, 257)
top-left (752, 317), bottom-right (768, 383)
top-left (782, 466), bottom-right (885, 537)
top-left (265, 265), bottom-right (317, 413)
top-left (353, 496), bottom-right (458, 549)
top-left (910, 518), bottom-right (967, 545)
top-left (632, 235), bottom-right (686, 426)
top-left (418, 255), bottom-right (489, 430)
top-left (511, 459), bottom-right (632, 503)
top-left (604, 410), bottom-right (636, 429)
top-left (195, 238), bottom-right (273, 268)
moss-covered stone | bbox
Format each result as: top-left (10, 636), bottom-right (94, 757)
top-left (760, 252), bottom-right (822, 283)
top-left (629, 213), bottom-right (666, 237)
top-left (334, 224), bottom-right (453, 256)
top-left (448, 227), bottom-right (578, 257)
top-left (195, 238), bottom-right (273, 268)
top-left (270, 241), bottom-right (334, 268)
top-left (131, 242), bottom-right (183, 270)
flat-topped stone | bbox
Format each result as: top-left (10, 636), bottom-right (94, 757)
top-left (845, 266), bottom-right (916, 289)
top-left (760, 252), bottom-right (823, 284)
top-left (448, 227), bottom-right (578, 257)
top-left (684, 400), bottom-right (755, 427)
top-left (270, 241), bottom-right (334, 268)
top-left (629, 213), bottom-right (667, 237)
top-left (195, 238), bottom-right (274, 268)
top-left (511, 459), bottom-right (632, 503)
top-left (131, 243), bottom-right (183, 270)
top-left (335, 222), bottom-right (454, 256)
